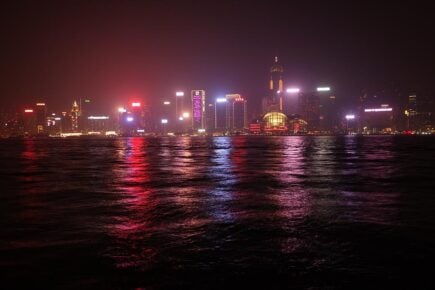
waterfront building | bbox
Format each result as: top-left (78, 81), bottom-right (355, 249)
top-left (191, 90), bottom-right (206, 131)
top-left (71, 101), bottom-right (80, 132)
top-left (214, 97), bottom-right (228, 133)
top-left (35, 102), bottom-right (47, 134)
top-left (231, 96), bottom-right (248, 132)
top-left (262, 111), bottom-right (288, 133)
top-left (262, 56), bottom-right (284, 113)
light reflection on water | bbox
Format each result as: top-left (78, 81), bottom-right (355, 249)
top-left (1, 136), bottom-right (434, 288)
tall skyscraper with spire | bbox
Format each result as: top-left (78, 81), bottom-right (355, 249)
top-left (71, 100), bottom-right (80, 132)
top-left (263, 56), bottom-right (284, 113)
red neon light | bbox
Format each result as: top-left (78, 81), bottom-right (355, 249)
top-left (131, 102), bottom-right (141, 107)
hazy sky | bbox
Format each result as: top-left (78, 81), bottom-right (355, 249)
top-left (1, 0), bottom-right (434, 112)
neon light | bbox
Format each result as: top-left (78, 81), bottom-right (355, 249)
top-left (88, 116), bottom-right (109, 120)
top-left (36, 103), bottom-right (46, 106)
top-left (192, 92), bottom-right (203, 123)
top-left (345, 114), bottom-right (355, 120)
top-left (137, 129), bottom-right (145, 133)
top-left (24, 109), bottom-right (33, 113)
top-left (105, 131), bottom-right (117, 136)
top-left (176, 92), bottom-right (184, 97)
top-left (364, 108), bottom-right (393, 112)
top-left (126, 116), bottom-right (134, 122)
top-left (216, 98), bottom-right (227, 103)
top-left (161, 119), bottom-right (168, 124)
top-left (131, 102), bottom-right (141, 107)
top-left (179, 117), bottom-right (184, 121)
top-left (54, 117), bottom-right (61, 121)
top-left (163, 101), bottom-right (171, 105)
top-left (198, 128), bottom-right (206, 133)
top-left (182, 112), bottom-right (189, 118)
top-left (60, 133), bottom-right (82, 137)
top-left (286, 88), bottom-right (300, 93)
top-left (235, 97), bottom-right (245, 102)
top-left (317, 87), bottom-right (331, 92)
top-left (118, 107), bottom-right (127, 113)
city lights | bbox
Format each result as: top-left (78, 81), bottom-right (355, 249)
top-left (182, 112), bottom-right (190, 118)
top-left (131, 102), bottom-right (141, 107)
top-left (198, 128), bottom-right (206, 133)
top-left (118, 107), bottom-right (127, 113)
top-left (126, 116), bottom-right (134, 122)
top-left (345, 114), bottom-right (355, 120)
top-left (286, 88), bottom-right (300, 93)
top-left (317, 87), bottom-right (331, 92)
top-left (176, 92), bottom-right (184, 97)
top-left (36, 103), bottom-right (46, 106)
top-left (161, 119), bottom-right (168, 124)
top-left (216, 98), bottom-right (227, 103)
top-left (88, 116), bottom-right (109, 120)
top-left (24, 109), bottom-right (33, 113)
top-left (163, 101), bottom-right (171, 105)
top-left (364, 108), bottom-right (393, 112)
top-left (179, 117), bottom-right (184, 121)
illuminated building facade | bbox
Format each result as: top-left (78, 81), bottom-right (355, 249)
top-left (71, 101), bottom-right (80, 132)
top-left (231, 96), bottom-right (247, 132)
top-left (22, 109), bottom-right (36, 135)
top-left (175, 92), bottom-right (185, 121)
top-left (35, 102), bottom-right (47, 134)
top-left (262, 111), bottom-right (288, 133)
top-left (288, 115), bottom-right (308, 134)
top-left (263, 56), bottom-right (284, 113)
top-left (191, 90), bottom-right (206, 131)
top-left (214, 98), bottom-right (228, 132)
top-left (361, 104), bottom-right (395, 133)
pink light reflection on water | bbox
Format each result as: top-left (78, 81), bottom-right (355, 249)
top-left (106, 137), bottom-right (156, 269)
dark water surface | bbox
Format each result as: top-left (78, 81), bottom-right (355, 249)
top-left (1, 136), bottom-right (435, 289)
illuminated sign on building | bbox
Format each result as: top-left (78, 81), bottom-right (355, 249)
top-left (88, 116), bottom-right (109, 120)
top-left (191, 90), bottom-right (205, 129)
top-left (131, 102), bottom-right (141, 107)
top-left (364, 108), bottom-right (393, 112)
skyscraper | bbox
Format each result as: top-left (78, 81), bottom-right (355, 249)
top-left (191, 90), bottom-right (206, 131)
top-left (35, 102), bottom-right (47, 134)
top-left (231, 96), bottom-right (247, 132)
top-left (214, 98), bottom-right (228, 133)
top-left (263, 56), bottom-right (284, 113)
top-left (71, 101), bottom-right (80, 132)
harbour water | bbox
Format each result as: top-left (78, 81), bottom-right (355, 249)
top-left (1, 136), bottom-right (434, 289)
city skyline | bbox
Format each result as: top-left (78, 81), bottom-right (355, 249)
top-left (1, 1), bottom-right (434, 112)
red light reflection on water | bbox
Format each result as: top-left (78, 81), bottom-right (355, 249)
top-left (110, 138), bottom-right (152, 238)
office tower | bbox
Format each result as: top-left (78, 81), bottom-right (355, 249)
top-left (35, 102), bottom-right (47, 134)
top-left (71, 101), bottom-right (80, 132)
top-left (191, 90), bottom-right (206, 131)
top-left (214, 98), bottom-right (228, 133)
top-left (230, 96), bottom-right (247, 132)
top-left (299, 93), bottom-right (321, 132)
top-left (263, 56), bottom-right (284, 113)
top-left (22, 108), bottom-right (36, 135)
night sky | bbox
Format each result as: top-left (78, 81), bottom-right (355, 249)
top-left (1, 0), bottom-right (434, 112)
